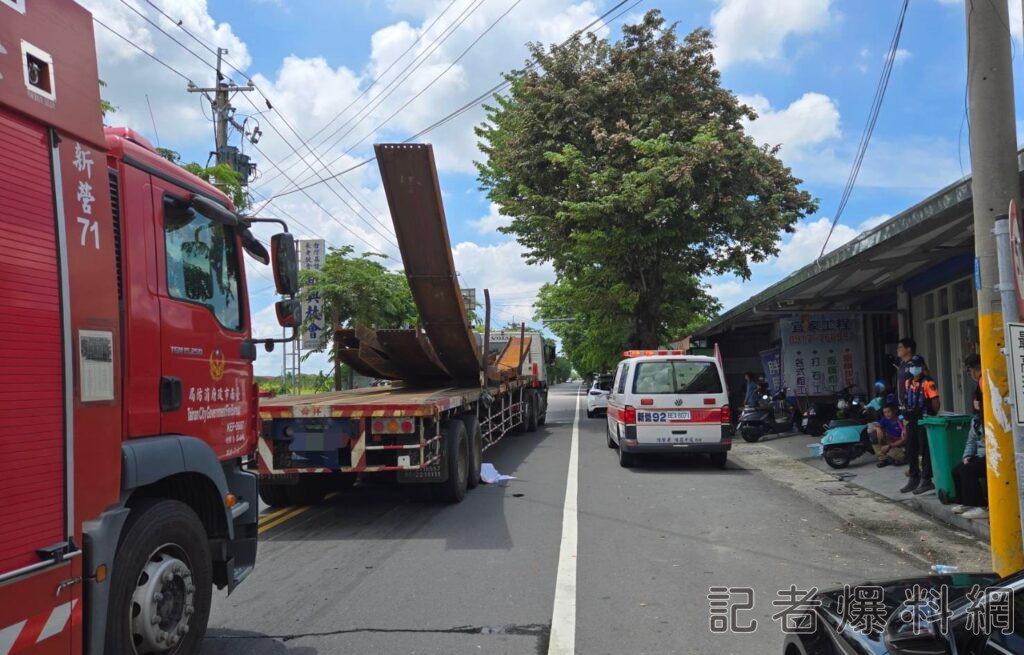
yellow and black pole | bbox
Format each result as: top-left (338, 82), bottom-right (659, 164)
top-left (966, 0), bottom-right (1024, 574)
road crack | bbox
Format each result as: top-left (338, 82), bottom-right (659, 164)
top-left (207, 623), bottom-right (549, 643)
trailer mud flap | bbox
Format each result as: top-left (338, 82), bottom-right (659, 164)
top-left (397, 458), bottom-right (447, 484)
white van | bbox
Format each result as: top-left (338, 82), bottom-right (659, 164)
top-left (605, 351), bottom-right (731, 468)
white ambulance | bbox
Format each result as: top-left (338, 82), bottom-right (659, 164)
top-left (605, 350), bottom-right (731, 468)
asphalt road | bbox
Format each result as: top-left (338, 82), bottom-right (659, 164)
top-left (202, 383), bottom-right (926, 655)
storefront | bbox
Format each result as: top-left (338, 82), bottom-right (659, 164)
top-left (691, 158), bottom-right (1017, 412)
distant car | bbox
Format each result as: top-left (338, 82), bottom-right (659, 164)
top-left (780, 570), bottom-right (1020, 655)
top-left (605, 351), bottom-right (730, 468)
top-left (586, 375), bottom-right (613, 418)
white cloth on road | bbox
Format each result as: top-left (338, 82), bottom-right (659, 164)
top-left (481, 463), bottom-right (516, 484)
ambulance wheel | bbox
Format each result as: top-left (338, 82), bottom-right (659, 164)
top-left (462, 415), bottom-right (483, 490)
top-left (526, 391), bottom-right (539, 432)
top-left (710, 452), bottom-right (728, 469)
top-left (258, 481), bottom-right (291, 508)
top-left (106, 498), bottom-right (212, 655)
top-left (606, 423), bottom-right (617, 449)
top-left (433, 420), bottom-right (469, 503)
top-left (286, 474), bottom-right (329, 506)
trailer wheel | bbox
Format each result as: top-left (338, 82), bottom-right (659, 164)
top-left (433, 420), bottom-right (468, 503)
top-left (462, 415), bottom-right (483, 489)
top-left (286, 474), bottom-right (330, 506)
top-left (105, 499), bottom-right (212, 655)
top-left (526, 391), bottom-right (539, 433)
top-left (258, 480), bottom-right (292, 508)
top-left (538, 392), bottom-right (548, 426)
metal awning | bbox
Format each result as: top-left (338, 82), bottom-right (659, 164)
top-left (692, 156), bottom-right (1024, 337)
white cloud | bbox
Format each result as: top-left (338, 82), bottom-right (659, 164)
top-left (739, 92), bottom-right (841, 158)
top-left (711, 0), bottom-right (835, 68)
top-left (469, 202), bottom-right (512, 234)
top-left (892, 48), bottom-right (911, 64)
top-left (452, 239), bottom-right (554, 301)
top-left (859, 213), bottom-right (892, 231)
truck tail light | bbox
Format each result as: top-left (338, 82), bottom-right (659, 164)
top-left (371, 418), bottom-right (416, 434)
top-left (623, 406), bottom-right (637, 426)
top-left (720, 405), bottom-right (730, 424)
top-left (532, 363), bottom-right (540, 387)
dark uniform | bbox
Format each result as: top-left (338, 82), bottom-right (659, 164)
top-left (902, 362), bottom-right (939, 490)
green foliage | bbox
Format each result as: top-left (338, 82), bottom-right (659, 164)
top-left (258, 373), bottom-right (333, 395)
top-left (299, 245), bottom-right (418, 355)
top-left (182, 162), bottom-right (248, 210)
top-left (477, 10), bottom-right (817, 364)
top-left (156, 147), bottom-right (181, 163)
top-left (547, 355), bottom-right (573, 384)
top-left (99, 79), bottom-right (116, 120)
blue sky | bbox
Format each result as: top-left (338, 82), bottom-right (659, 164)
top-left (83, 0), bottom-right (1022, 374)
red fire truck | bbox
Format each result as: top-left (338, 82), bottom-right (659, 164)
top-left (0, 2), bottom-right (299, 653)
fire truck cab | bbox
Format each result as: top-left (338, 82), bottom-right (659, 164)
top-left (0, 3), bottom-right (298, 653)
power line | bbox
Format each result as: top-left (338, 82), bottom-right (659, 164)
top-left (817, 0), bottom-right (908, 259)
top-left (268, 0), bottom-right (640, 202)
top-left (139, 0), bottom-right (400, 245)
top-left (119, 2), bottom-right (401, 250)
top-left (252, 0), bottom-right (462, 182)
top-left (283, 0), bottom-right (520, 196)
top-left (256, 0), bottom-right (488, 192)
top-left (92, 16), bottom-right (195, 84)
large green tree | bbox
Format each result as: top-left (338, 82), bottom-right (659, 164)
top-left (477, 11), bottom-right (816, 358)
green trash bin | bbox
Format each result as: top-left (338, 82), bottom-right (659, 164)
top-left (920, 415), bottom-right (973, 504)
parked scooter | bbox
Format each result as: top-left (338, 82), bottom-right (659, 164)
top-left (800, 400), bottom-right (836, 437)
top-left (737, 388), bottom-right (794, 443)
top-left (811, 389), bottom-right (873, 469)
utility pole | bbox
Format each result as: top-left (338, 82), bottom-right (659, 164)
top-left (966, 0), bottom-right (1024, 575)
top-left (186, 48), bottom-right (254, 167)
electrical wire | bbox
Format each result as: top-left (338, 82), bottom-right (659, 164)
top-left (267, 0), bottom-right (641, 201)
top-left (258, 0), bottom-right (490, 192)
top-left (139, 0), bottom-right (400, 243)
top-left (817, 0), bottom-right (909, 260)
top-left (92, 15), bottom-right (196, 84)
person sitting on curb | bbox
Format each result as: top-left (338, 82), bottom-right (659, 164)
top-left (870, 404), bottom-right (906, 468)
top-left (952, 354), bottom-right (988, 520)
top-left (901, 355), bottom-right (940, 495)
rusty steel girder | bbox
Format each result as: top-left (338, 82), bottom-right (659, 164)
top-left (374, 143), bottom-right (482, 384)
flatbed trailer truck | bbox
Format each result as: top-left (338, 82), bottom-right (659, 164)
top-left (257, 377), bottom-right (543, 505)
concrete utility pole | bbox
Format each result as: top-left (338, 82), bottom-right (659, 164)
top-left (186, 48), bottom-right (254, 166)
top-left (966, 0), bottom-right (1024, 575)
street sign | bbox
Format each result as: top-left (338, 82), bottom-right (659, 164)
top-left (297, 239), bottom-right (326, 350)
top-left (1006, 322), bottom-right (1024, 426)
top-left (1010, 199), bottom-right (1024, 320)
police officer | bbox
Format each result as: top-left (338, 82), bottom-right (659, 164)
top-left (900, 354), bottom-right (941, 495)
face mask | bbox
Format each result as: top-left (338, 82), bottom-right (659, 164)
top-left (909, 367), bottom-right (923, 377)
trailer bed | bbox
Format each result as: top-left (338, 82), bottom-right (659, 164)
top-left (259, 379), bottom-right (526, 420)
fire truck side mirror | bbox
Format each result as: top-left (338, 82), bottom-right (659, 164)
top-left (271, 233), bottom-right (299, 296)
top-left (275, 299), bottom-right (301, 328)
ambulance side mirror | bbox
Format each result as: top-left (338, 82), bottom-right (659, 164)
top-left (271, 233), bottom-right (299, 296)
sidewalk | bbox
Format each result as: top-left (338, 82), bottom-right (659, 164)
top-left (740, 431), bottom-right (990, 543)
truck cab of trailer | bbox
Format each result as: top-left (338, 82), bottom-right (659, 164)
top-left (0, 3), bottom-right (299, 653)
top-left (479, 330), bottom-right (556, 424)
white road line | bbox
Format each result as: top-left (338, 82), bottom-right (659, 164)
top-left (548, 386), bottom-right (581, 655)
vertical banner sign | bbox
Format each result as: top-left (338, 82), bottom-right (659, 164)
top-left (759, 347), bottom-right (782, 394)
top-left (297, 239), bottom-right (326, 350)
top-left (780, 314), bottom-right (866, 396)
top-left (1006, 323), bottom-right (1024, 425)
top-left (1009, 200), bottom-right (1024, 320)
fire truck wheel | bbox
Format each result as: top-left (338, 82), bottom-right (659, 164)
top-left (526, 391), bottom-right (539, 433)
top-left (106, 498), bottom-right (212, 655)
top-left (462, 415), bottom-right (482, 489)
top-left (286, 474), bottom-right (330, 506)
top-left (433, 420), bottom-right (468, 503)
top-left (257, 481), bottom-right (292, 508)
